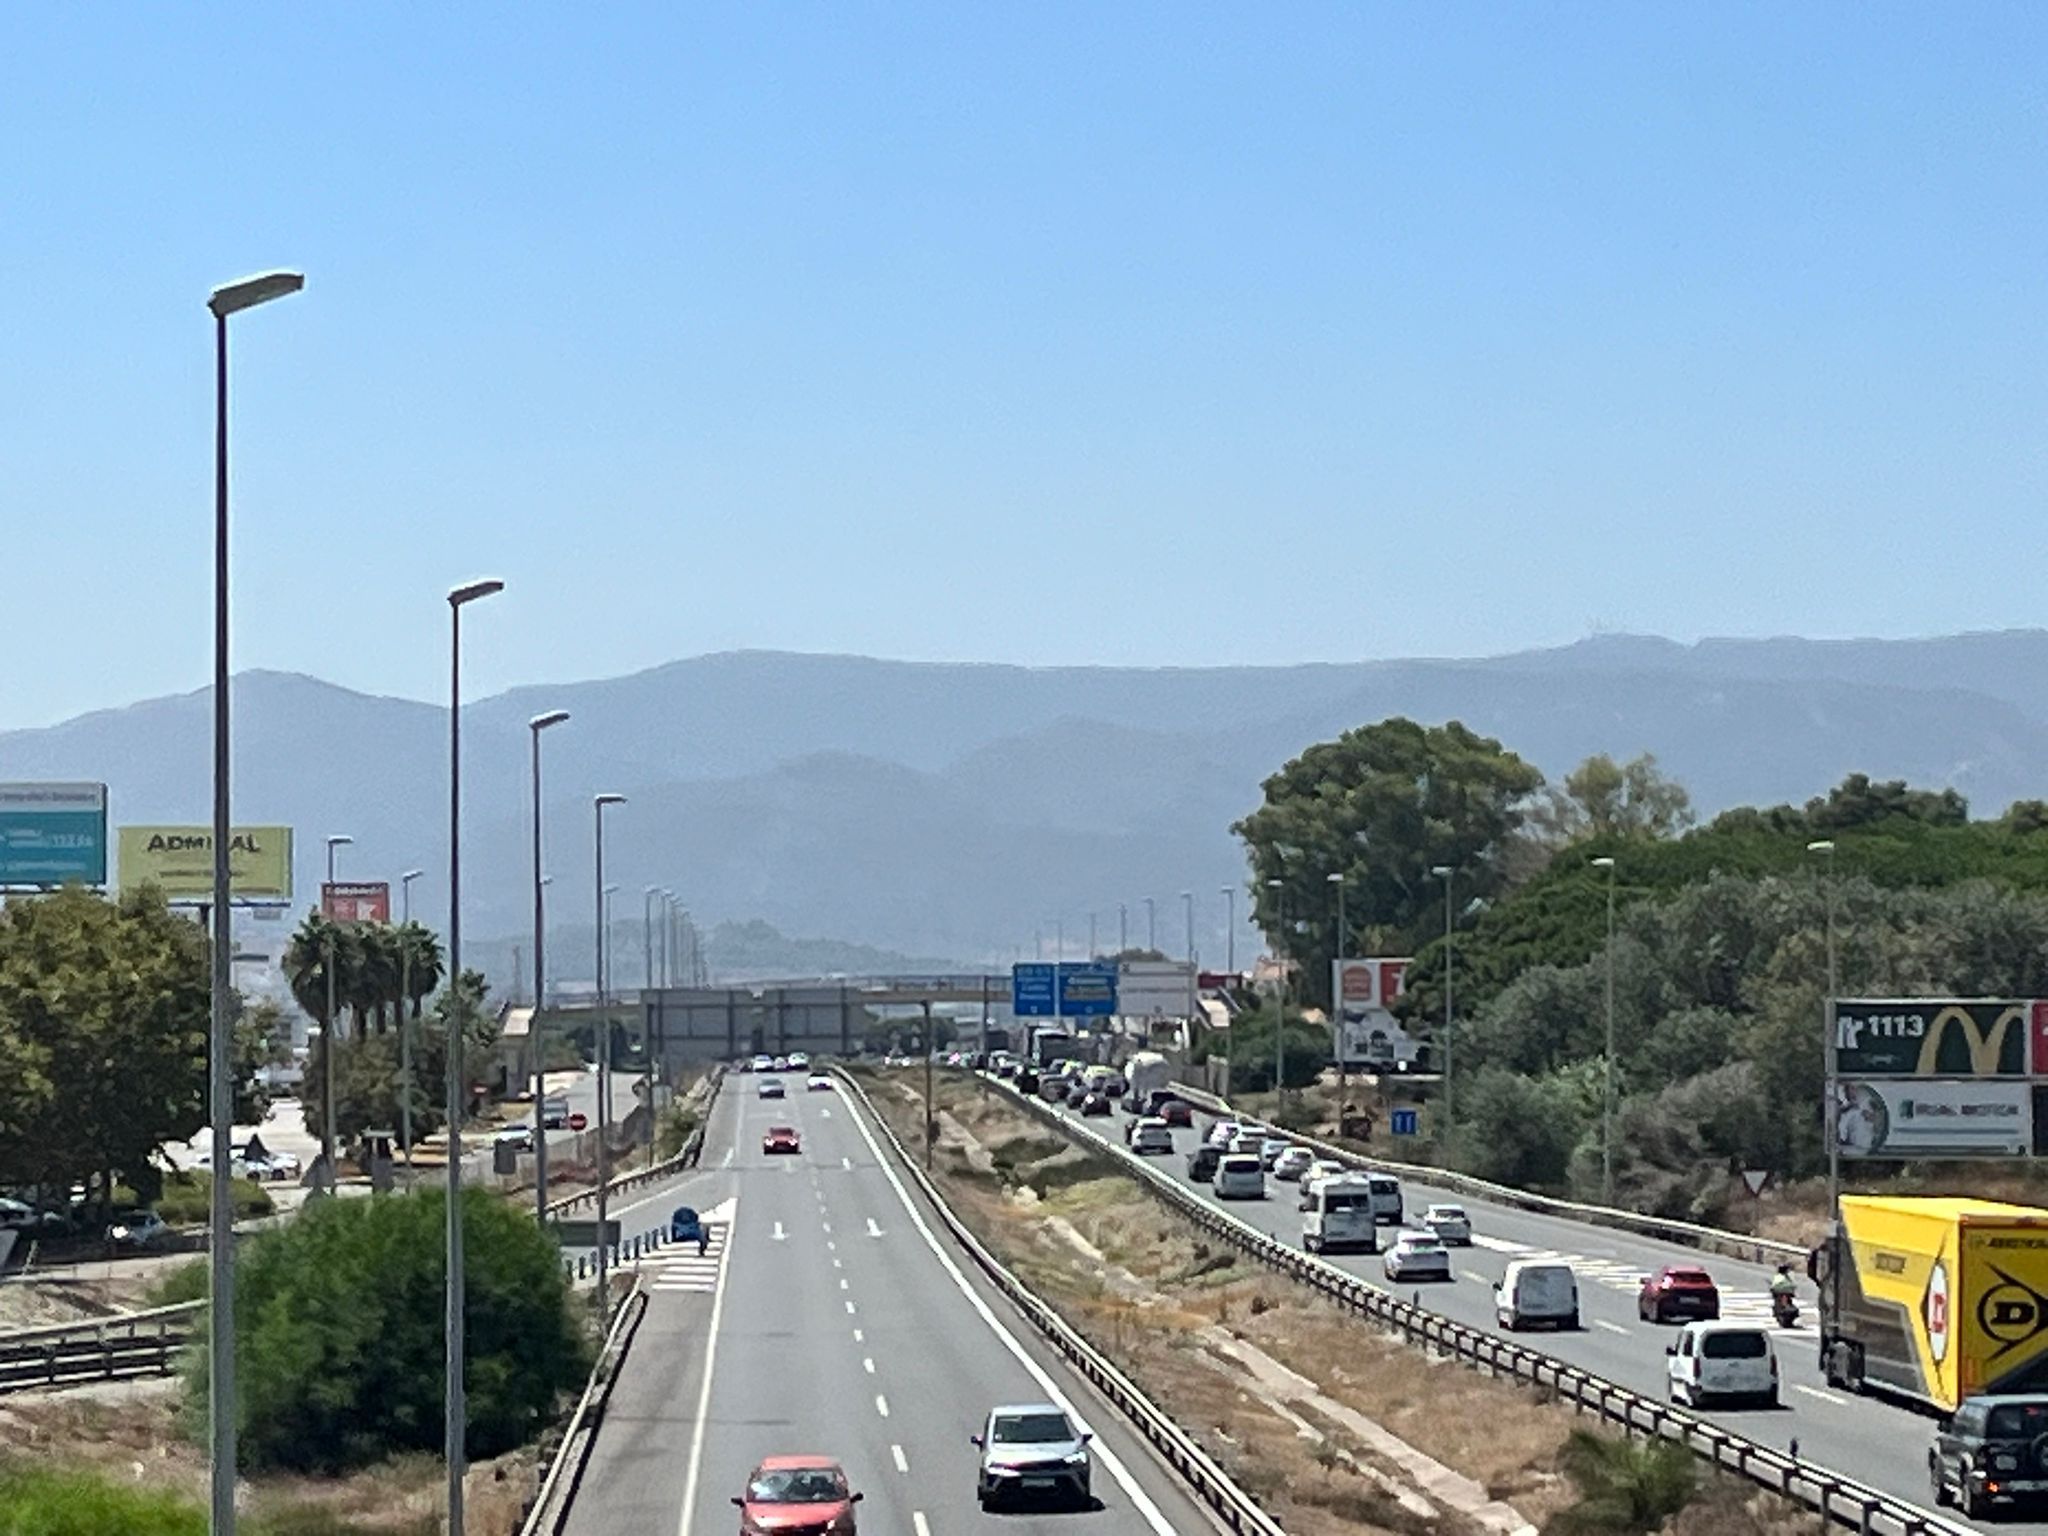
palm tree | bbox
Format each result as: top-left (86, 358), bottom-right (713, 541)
top-left (396, 922), bottom-right (445, 1027)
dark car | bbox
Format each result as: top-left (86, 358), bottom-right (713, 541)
top-left (669, 1205), bottom-right (703, 1244)
top-left (1638, 1266), bottom-right (1720, 1324)
top-left (1184, 1144), bottom-right (1221, 1182)
top-left (1079, 1091), bottom-right (1113, 1117)
top-left (1931, 1395), bottom-right (2048, 1517)
top-left (1160, 1099), bottom-right (1193, 1128)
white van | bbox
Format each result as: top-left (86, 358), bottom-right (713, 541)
top-left (1666, 1321), bottom-right (1778, 1408)
top-left (1495, 1260), bottom-right (1579, 1331)
top-left (1302, 1177), bottom-right (1381, 1255)
top-left (1213, 1154), bottom-right (1266, 1200)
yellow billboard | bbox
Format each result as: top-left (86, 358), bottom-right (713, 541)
top-left (118, 825), bottom-right (294, 900)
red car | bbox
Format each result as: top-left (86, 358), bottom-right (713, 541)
top-left (733, 1455), bottom-right (861, 1534)
top-left (1638, 1265), bottom-right (1720, 1323)
top-left (763, 1125), bottom-right (802, 1155)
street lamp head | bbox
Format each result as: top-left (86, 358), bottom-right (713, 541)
top-left (326, 833), bottom-right (353, 849)
top-left (448, 578), bottom-right (505, 608)
top-left (530, 709), bottom-right (570, 732)
top-left (1590, 856), bottom-right (1616, 871)
top-left (539, 874), bottom-right (554, 887)
top-left (1807, 839), bottom-right (1836, 854)
top-left (402, 868), bottom-right (425, 884)
top-left (207, 270), bottom-right (304, 317)
top-left (1431, 864), bottom-right (1451, 879)
top-left (595, 792), bottom-right (627, 809)
top-left (1326, 872), bottom-right (1343, 885)
top-left (1266, 877), bottom-right (1283, 889)
top-left (603, 883), bottom-right (621, 896)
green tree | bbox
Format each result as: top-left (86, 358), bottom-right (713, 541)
top-left (199, 1186), bottom-right (587, 1472)
top-left (1805, 771), bottom-right (1968, 831)
top-left (1445, 1066), bottom-right (1585, 1191)
top-left (1234, 717), bottom-right (1544, 1006)
top-left (1548, 1428), bottom-right (1696, 1534)
top-left (1225, 1007), bottom-right (1326, 1093)
top-left (0, 887), bottom-right (215, 1211)
top-left (1535, 752), bottom-right (1695, 845)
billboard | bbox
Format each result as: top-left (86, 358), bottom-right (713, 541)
top-left (1834, 1078), bottom-right (2032, 1160)
top-left (1835, 1000), bottom-right (2031, 1078)
top-left (1118, 960), bottom-right (1196, 1019)
top-left (1333, 958), bottom-right (1419, 1067)
top-left (118, 825), bottom-right (294, 900)
top-left (322, 881), bottom-right (391, 923)
top-left (0, 782), bottom-right (107, 887)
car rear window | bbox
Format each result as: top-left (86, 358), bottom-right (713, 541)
top-left (1988, 1404), bottom-right (2048, 1438)
top-left (1220, 1155), bottom-right (1261, 1172)
top-left (1700, 1330), bottom-right (1767, 1359)
top-left (1368, 1177), bottom-right (1399, 1195)
top-left (1671, 1269), bottom-right (1713, 1285)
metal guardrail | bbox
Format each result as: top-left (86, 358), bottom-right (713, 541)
top-left (991, 1074), bottom-right (1967, 1536)
top-left (0, 1301), bottom-right (202, 1395)
top-left (1167, 1080), bottom-right (1806, 1266)
top-left (544, 1066), bottom-right (724, 1220)
top-left (838, 1068), bottom-right (1289, 1536)
top-left (520, 1280), bottom-right (649, 1536)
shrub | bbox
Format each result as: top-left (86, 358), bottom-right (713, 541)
top-left (147, 1258), bottom-right (209, 1307)
top-left (188, 1186), bottom-right (588, 1472)
top-left (117, 1171), bottom-right (272, 1225)
top-left (0, 1462), bottom-right (205, 1536)
top-left (1548, 1428), bottom-right (1696, 1533)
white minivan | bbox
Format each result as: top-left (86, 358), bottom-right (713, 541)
top-left (1213, 1154), bottom-right (1266, 1199)
top-left (1495, 1260), bottom-right (1579, 1331)
top-left (1302, 1176), bottom-right (1381, 1255)
top-left (1666, 1321), bottom-right (1778, 1408)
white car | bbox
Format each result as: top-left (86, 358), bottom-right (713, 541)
top-left (1422, 1203), bottom-right (1472, 1244)
top-left (1666, 1321), bottom-right (1778, 1408)
top-left (1257, 1136), bottom-right (1293, 1170)
top-left (758, 1078), bottom-right (787, 1100)
top-left (1297, 1160), bottom-right (1348, 1209)
top-left (1212, 1154), bottom-right (1266, 1199)
top-left (788, 1052), bottom-right (811, 1070)
top-left (1130, 1118), bottom-right (1175, 1155)
top-left (1206, 1120), bottom-right (1242, 1150)
top-left (1382, 1231), bottom-right (1453, 1282)
top-left (1228, 1131), bottom-right (1265, 1159)
top-left (1272, 1146), bottom-right (1316, 1182)
top-left (807, 1073), bottom-right (834, 1092)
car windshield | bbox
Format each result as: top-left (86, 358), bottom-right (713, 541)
top-left (993, 1412), bottom-right (1074, 1443)
top-left (1700, 1331), bottom-right (1767, 1359)
top-left (1430, 1206), bottom-right (1465, 1220)
top-left (747, 1466), bottom-right (847, 1503)
top-left (1987, 1404), bottom-right (2048, 1438)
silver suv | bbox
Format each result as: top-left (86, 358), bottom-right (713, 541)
top-left (973, 1402), bottom-right (1092, 1508)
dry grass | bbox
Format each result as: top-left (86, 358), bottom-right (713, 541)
top-left (0, 1383), bottom-right (542, 1534)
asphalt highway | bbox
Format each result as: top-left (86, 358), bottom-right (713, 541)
top-left (565, 1075), bottom-right (1225, 1536)
top-left (1026, 1086), bottom-right (2038, 1536)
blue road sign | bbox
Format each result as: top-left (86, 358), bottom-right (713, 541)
top-left (1391, 1108), bottom-right (1419, 1137)
top-left (1011, 963), bottom-right (1057, 1017)
top-left (1057, 962), bottom-right (1118, 1018)
top-left (0, 783), bottom-right (107, 887)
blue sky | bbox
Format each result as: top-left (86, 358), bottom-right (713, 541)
top-left (4, 4), bottom-right (2043, 726)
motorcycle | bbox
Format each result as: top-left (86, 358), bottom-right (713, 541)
top-left (1771, 1291), bottom-right (1799, 1328)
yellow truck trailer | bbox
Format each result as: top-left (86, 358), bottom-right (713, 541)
top-left (1814, 1195), bottom-right (2048, 1414)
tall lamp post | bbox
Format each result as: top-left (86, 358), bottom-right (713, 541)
top-left (1266, 876), bottom-right (1285, 1099)
top-left (1181, 890), bottom-right (1197, 1028)
top-left (205, 265), bottom-right (302, 1536)
top-left (1431, 864), bottom-right (1455, 1131)
top-left (592, 793), bottom-right (627, 1328)
top-left (643, 885), bottom-right (664, 1142)
top-left (398, 868), bottom-right (424, 1178)
top-left (321, 832), bottom-right (353, 1189)
top-left (1145, 896), bottom-right (1156, 953)
top-left (528, 709), bottom-right (569, 1220)
top-left (1809, 839), bottom-right (1840, 1215)
top-left (445, 576), bottom-right (504, 1536)
top-left (1591, 855), bottom-right (1618, 1205)
top-left (1220, 885), bottom-right (1236, 974)
top-left (1327, 872), bottom-right (1346, 1116)
top-left (1118, 902), bottom-right (1128, 955)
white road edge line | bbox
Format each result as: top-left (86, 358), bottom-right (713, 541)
top-left (675, 1193), bottom-right (739, 1536)
top-left (1794, 1384), bottom-right (1847, 1406)
top-left (845, 1079), bottom-right (1180, 1536)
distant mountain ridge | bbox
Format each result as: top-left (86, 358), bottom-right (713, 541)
top-left (5, 633), bottom-right (2048, 979)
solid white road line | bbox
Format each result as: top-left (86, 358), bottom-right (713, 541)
top-left (892, 1443), bottom-right (909, 1474)
top-left (1794, 1384), bottom-right (1847, 1406)
top-left (1460, 1270), bottom-right (1490, 1284)
top-left (875, 1394), bottom-right (890, 1418)
top-left (1594, 1319), bottom-right (1631, 1335)
top-left (675, 1194), bottom-right (739, 1536)
top-left (845, 1082), bottom-right (1180, 1536)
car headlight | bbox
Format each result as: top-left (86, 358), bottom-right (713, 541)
top-left (1065, 1450), bottom-right (1090, 1465)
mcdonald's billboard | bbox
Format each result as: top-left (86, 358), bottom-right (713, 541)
top-left (1834, 1000), bottom-right (2039, 1078)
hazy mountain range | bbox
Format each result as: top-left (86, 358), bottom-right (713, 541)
top-left (8, 631), bottom-right (2048, 982)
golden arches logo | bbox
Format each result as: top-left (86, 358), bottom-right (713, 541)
top-left (1918, 1005), bottom-right (2026, 1076)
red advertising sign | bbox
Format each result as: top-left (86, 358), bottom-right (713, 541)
top-left (322, 880), bottom-right (392, 923)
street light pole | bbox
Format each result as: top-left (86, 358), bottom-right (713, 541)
top-left (1591, 856), bottom-right (1618, 1205)
top-left (1327, 872), bottom-right (1346, 1119)
top-left (1088, 912), bottom-right (1097, 960)
top-left (445, 576), bottom-right (504, 1536)
top-left (1118, 903), bottom-right (1128, 955)
top-left (528, 710), bottom-right (568, 1219)
top-left (592, 793), bottom-right (627, 1329)
top-left (1145, 896), bottom-right (1156, 953)
top-left (1809, 839), bottom-right (1840, 1217)
top-left (399, 868), bottom-right (424, 1179)
top-left (1221, 885), bottom-right (1235, 974)
top-left (643, 886), bottom-right (663, 1143)
top-left (1431, 864), bottom-right (1454, 1131)
top-left (1266, 876), bottom-right (1285, 1099)
top-left (322, 832), bottom-right (353, 1190)
top-left (923, 999), bottom-right (936, 1169)
top-left (205, 265), bottom-right (302, 1536)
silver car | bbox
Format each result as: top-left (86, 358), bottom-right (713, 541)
top-left (974, 1402), bottom-right (1093, 1508)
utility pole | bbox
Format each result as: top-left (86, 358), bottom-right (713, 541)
top-left (1592, 856), bottom-right (1618, 1205)
top-left (1809, 840), bottom-right (1840, 1217)
top-left (1328, 872), bottom-right (1346, 1122)
top-left (1432, 864), bottom-right (1455, 1131)
top-left (1266, 876), bottom-right (1285, 1100)
top-left (1221, 885), bottom-right (1235, 974)
top-left (1118, 902), bottom-right (1128, 955)
top-left (923, 999), bottom-right (936, 1169)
